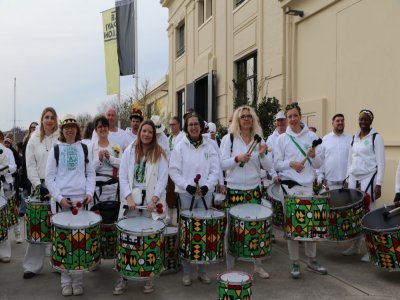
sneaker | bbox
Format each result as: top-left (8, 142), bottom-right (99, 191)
top-left (62, 285), bottom-right (73, 297)
top-left (72, 285), bottom-right (83, 296)
top-left (307, 260), bottom-right (328, 275)
top-left (23, 271), bottom-right (36, 279)
top-left (342, 246), bottom-right (361, 256)
top-left (143, 283), bottom-right (154, 294)
top-left (360, 253), bottom-right (370, 262)
top-left (113, 278), bottom-right (128, 295)
top-left (182, 274), bottom-right (192, 286)
top-left (0, 257), bottom-right (11, 263)
top-left (15, 233), bottom-right (23, 244)
top-left (254, 265), bottom-right (269, 279)
top-left (198, 272), bottom-right (211, 284)
top-left (291, 263), bottom-right (301, 279)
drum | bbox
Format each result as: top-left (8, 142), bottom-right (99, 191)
top-left (25, 197), bottom-right (51, 243)
top-left (162, 226), bottom-right (181, 274)
top-left (115, 217), bottom-right (165, 280)
top-left (51, 210), bottom-right (102, 272)
top-left (228, 204), bottom-right (272, 260)
top-left (266, 183), bottom-right (285, 230)
top-left (362, 205), bottom-right (400, 271)
top-left (90, 201), bottom-right (120, 259)
top-left (179, 209), bottom-right (225, 264)
top-left (0, 196), bottom-right (8, 243)
top-left (321, 189), bottom-right (365, 241)
top-left (285, 195), bottom-right (329, 241)
top-left (6, 193), bottom-right (19, 228)
top-left (217, 271), bottom-right (253, 300)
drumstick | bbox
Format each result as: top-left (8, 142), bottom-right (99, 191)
top-left (122, 203), bottom-right (164, 213)
top-left (383, 205), bottom-right (400, 219)
top-left (301, 138), bottom-right (322, 165)
top-left (239, 135), bottom-right (262, 167)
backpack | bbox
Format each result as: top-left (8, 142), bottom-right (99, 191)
top-left (54, 143), bottom-right (89, 175)
top-left (351, 132), bottom-right (377, 152)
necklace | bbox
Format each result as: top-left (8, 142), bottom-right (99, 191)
top-left (44, 135), bottom-right (53, 152)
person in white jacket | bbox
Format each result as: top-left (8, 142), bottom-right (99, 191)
top-left (22, 107), bottom-right (59, 279)
top-left (0, 142), bottom-right (11, 263)
top-left (125, 107), bottom-right (143, 144)
top-left (169, 112), bottom-right (219, 287)
top-left (274, 102), bottom-right (327, 279)
top-left (394, 161), bottom-right (400, 204)
top-left (343, 109), bottom-right (385, 261)
top-left (113, 120), bottom-right (168, 295)
top-left (45, 114), bottom-right (95, 297)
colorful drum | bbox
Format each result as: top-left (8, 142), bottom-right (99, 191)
top-left (266, 183), bottom-right (285, 230)
top-left (51, 210), bottom-right (102, 272)
top-left (362, 205), bottom-right (400, 271)
top-left (285, 195), bottom-right (329, 241)
top-left (179, 209), bottom-right (225, 264)
top-left (228, 204), bottom-right (272, 260)
top-left (162, 226), bottom-right (181, 274)
top-left (115, 217), bottom-right (165, 281)
top-left (25, 197), bottom-right (51, 243)
top-left (218, 271), bottom-right (253, 300)
top-left (6, 193), bottom-right (19, 228)
top-left (321, 189), bottom-right (365, 241)
top-left (0, 196), bottom-right (8, 243)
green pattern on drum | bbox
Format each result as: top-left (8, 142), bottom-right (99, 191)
top-left (272, 199), bottom-right (284, 230)
top-left (365, 231), bottom-right (400, 271)
top-left (115, 232), bottom-right (164, 278)
top-left (179, 215), bottom-right (225, 263)
top-left (25, 202), bottom-right (51, 243)
top-left (6, 194), bottom-right (19, 228)
top-left (51, 225), bottom-right (101, 271)
top-left (218, 280), bottom-right (252, 300)
top-left (0, 206), bottom-right (8, 242)
top-left (229, 217), bottom-right (271, 259)
top-left (163, 232), bottom-right (180, 272)
top-left (329, 201), bottom-right (365, 241)
top-left (285, 197), bottom-right (329, 240)
top-left (227, 188), bottom-right (261, 208)
top-left (100, 225), bottom-right (117, 259)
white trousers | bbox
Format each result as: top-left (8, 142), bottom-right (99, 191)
top-left (0, 239), bottom-right (11, 259)
top-left (61, 272), bottom-right (83, 288)
top-left (22, 243), bottom-right (47, 273)
top-left (348, 174), bottom-right (377, 211)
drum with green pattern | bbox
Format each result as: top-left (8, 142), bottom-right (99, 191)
top-left (100, 224), bottom-right (117, 259)
top-left (6, 193), bottom-right (19, 228)
top-left (226, 187), bottom-right (261, 208)
top-left (0, 196), bottom-right (8, 243)
top-left (115, 217), bottom-right (165, 281)
top-left (218, 271), bottom-right (253, 300)
top-left (25, 197), bottom-right (51, 243)
top-left (162, 226), bottom-right (181, 274)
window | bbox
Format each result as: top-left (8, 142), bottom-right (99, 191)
top-left (236, 52), bottom-right (257, 106)
top-left (234, 0), bottom-right (246, 8)
top-left (198, 0), bottom-right (212, 27)
top-left (177, 89), bottom-right (186, 124)
top-left (176, 22), bottom-right (185, 57)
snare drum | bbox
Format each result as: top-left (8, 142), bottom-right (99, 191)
top-left (162, 226), bottom-right (181, 274)
top-left (217, 271), bottom-right (253, 300)
top-left (6, 193), bottom-right (19, 228)
top-left (0, 196), bottom-right (8, 243)
top-left (321, 189), bottom-right (365, 241)
top-left (266, 184), bottom-right (285, 230)
top-left (51, 210), bottom-right (102, 272)
top-left (362, 205), bottom-right (400, 271)
top-left (179, 209), bottom-right (225, 264)
top-left (228, 204), bottom-right (272, 260)
top-left (285, 195), bottom-right (329, 241)
top-left (25, 197), bottom-right (51, 243)
top-left (115, 217), bottom-right (165, 280)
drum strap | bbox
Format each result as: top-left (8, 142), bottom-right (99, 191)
top-left (288, 135), bottom-right (312, 166)
top-left (364, 171), bottom-right (378, 202)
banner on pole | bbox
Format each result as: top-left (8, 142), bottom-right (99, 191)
top-left (116, 0), bottom-right (135, 76)
top-left (102, 8), bottom-right (120, 95)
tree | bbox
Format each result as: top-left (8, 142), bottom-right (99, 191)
top-left (256, 97), bottom-right (281, 138)
top-left (76, 113), bottom-right (93, 132)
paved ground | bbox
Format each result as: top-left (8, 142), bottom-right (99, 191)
top-left (1, 223), bottom-right (399, 300)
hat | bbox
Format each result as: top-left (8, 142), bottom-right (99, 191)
top-left (60, 114), bottom-right (78, 127)
top-left (150, 115), bottom-right (165, 134)
top-left (130, 107), bottom-right (143, 121)
top-left (207, 122), bottom-right (216, 133)
top-left (275, 111), bottom-right (286, 120)
top-left (204, 121), bottom-right (209, 129)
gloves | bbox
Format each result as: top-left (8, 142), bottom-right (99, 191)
top-left (40, 186), bottom-right (50, 201)
top-left (186, 185), bottom-right (197, 195)
top-left (200, 186), bottom-right (209, 196)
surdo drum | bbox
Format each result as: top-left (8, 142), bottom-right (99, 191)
top-left (0, 196), bottom-right (8, 243)
top-left (217, 271), bottom-right (253, 300)
top-left (25, 197), bottom-right (52, 243)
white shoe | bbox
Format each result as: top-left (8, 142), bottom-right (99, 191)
top-left (342, 246), bottom-right (361, 256)
top-left (62, 286), bottom-right (73, 297)
top-left (15, 233), bottom-right (23, 244)
top-left (254, 265), bottom-right (270, 279)
top-left (360, 253), bottom-right (370, 262)
top-left (143, 283), bottom-right (154, 294)
top-left (72, 285), bottom-right (83, 296)
top-left (0, 257), bottom-right (11, 263)
top-left (198, 272), bottom-right (211, 284)
top-left (182, 274), bottom-right (192, 286)
top-left (113, 278), bottom-right (128, 295)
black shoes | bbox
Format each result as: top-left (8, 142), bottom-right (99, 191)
top-left (23, 272), bottom-right (35, 279)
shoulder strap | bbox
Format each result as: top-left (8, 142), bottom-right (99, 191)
top-left (288, 135), bottom-right (312, 165)
top-left (81, 143), bottom-right (89, 176)
top-left (372, 132), bottom-right (377, 153)
top-left (351, 135), bottom-right (355, 147)
top-left (54, 144), bottom-right (59, 167)
top-left (230, 133), bottom-right (234, 155)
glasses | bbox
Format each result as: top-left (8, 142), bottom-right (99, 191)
top-left (240, 114), bottom-right (253, 120)
top-left (188, 123), bottom-right (200, 127)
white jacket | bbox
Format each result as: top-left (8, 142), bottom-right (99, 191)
top-left (45, 142), bottom-right (95, 203)
top-left (274, 123), bottom-right (323, 186)
top-left (88, 141), bottom-right (120, 178)
top-left (0, 144), bottom-right (9, 176)
top-left (347, 128), bottom-right (385, 185)
top-left (26, 129), bottom-right (59, 188)
top-left (3, 148), bottom-right (16, 184)
top-left (169, 135), bottom-right (220, 194)
top-left (220, 134), bottom-right (272, 190)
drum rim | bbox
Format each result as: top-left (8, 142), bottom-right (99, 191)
top-left (51, 211), bottom-right (102, 229)
top-left (320, 188), bottom-right (365, 210)
top-left (180, 208), bottom-right (225, 220)
top-left (284, 195), bottom-right (328, 201)
top-left (218, 270), bottom-right (253, 284)
top-left (164, 226), bottom-right (178, 236)
top-left (267, 183), bottom-right (282, 202)
top-left (26, 197), bottom-right (50, 205)
top-left (361, 206), bottom-right (400, 232)
top-left (228, 203), bottom-right (272, 221)
top-left (116, 217), bottom-right (165, 235)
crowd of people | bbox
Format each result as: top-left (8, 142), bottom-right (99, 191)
top-left (0, 102), bottom-right (397, 297)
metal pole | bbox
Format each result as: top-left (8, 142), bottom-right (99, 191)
top-left (134, 0), bottom-right (139, 102)
top-left (13, 77), bottom-right (16, 139)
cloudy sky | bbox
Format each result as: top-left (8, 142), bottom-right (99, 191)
top-left (0, 0), bottom-right (168, 131)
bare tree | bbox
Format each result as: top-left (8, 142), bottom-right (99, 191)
top-left (76, 113), bottom-right (93, 132)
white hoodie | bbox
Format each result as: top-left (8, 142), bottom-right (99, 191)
top-left (274, 123), bottom-right (323, 186)
top-left (169, 135), bottom-right (220, 194)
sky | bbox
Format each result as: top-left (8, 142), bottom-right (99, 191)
top-left (0, 0), bottom-right (168, 131)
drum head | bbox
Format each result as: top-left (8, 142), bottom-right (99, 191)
top-left (219, 271), bottom-right (252, 284)
top-left (180, 208), bottom-right (224, 220)
top-left (0, 196), bottom-right (6, 208)
top-left (229, 204), bottom-right (272, 221)
top-left (362, 205), bottom-right (400, 232)
top-left (117, 217), bottom-right (165, 234)
top-left (267, 184), bottom-right (283, 202)
top-left (90, 201), bottom-right (120, 224)
top-left (321, 188), bottom-right (364, 209)
top-left (165, 226), bottom-right (178, 236)
top-left (52, 210), bottom-right (102, 228)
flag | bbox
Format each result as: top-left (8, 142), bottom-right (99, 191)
top-left (102, 8), bottom-right (120, 95)
top-left (116, 0), bottom-right (135, 76)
